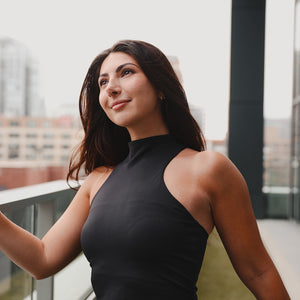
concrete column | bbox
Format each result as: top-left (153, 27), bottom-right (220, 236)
top-left (228, 0), bottom-right (266, 218)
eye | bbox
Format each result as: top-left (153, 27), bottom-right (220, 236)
top-left (121, 68), bottom-right (134, 77)
top-left (99, 79), bottom-right (108, 87)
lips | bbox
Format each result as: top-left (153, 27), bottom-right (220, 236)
top-left (111, 100), bottom-right (131, 110)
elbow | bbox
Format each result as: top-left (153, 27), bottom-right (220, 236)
top-left (32, 270), bottom-right (51, 280)
top-left (31, 262), bottom-right (63, 280)
top-left (30, 265), bottom-right (54, 280)
top-left (33, 273), bottom-right (50, 280)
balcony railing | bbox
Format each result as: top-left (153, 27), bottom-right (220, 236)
top-left (0, 180), bottom-right (95, 300)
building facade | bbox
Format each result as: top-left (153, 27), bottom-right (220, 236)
top-left (0, 37), bottom-right (44, 117)
top-left (264, 119), bottom-right (290, 188)
top-left (0, 115), bottom-right (82, 190)
top-left (290, 0), bottom-right (300, 221)
top-left (264, 119), bottom-right (291, 218)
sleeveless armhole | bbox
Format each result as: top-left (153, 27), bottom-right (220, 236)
top-left (162, 149), bottom-right (209, 236)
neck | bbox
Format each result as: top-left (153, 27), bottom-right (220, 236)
top-left (128, 129), bottom-right (169, 141)
top-left (127, 122), bottom-right (169, 141)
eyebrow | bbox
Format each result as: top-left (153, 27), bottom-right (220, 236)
top-left (99, 63), bottom-right (139, 78)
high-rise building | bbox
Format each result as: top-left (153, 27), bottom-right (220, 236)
top-left (167, 56), bottom-right (183, 83)
top-left (0, 36), bottom-right (44, 116)
top-left (190, 104), bottom-right (205, 133)
top-left (168, 56), bottom-right (205, 132)
top-left (264, 118), bottom-right (291, 187)
top-left (290, 0), bottom-right (300, 221)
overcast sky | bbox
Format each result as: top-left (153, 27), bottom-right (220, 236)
top-left (0, 0), bottom-right (296, 139)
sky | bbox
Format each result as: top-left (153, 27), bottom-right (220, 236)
top-left (0, 0), bottom-right (296, 139)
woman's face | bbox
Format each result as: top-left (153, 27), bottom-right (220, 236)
top-left (98, 52), bottom-right (164, 132)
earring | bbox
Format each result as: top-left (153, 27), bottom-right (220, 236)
top-left (158, 93), bottom-right (165, 101)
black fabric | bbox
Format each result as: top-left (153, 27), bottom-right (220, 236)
top-left (81, 134), bottom-right (208, 300)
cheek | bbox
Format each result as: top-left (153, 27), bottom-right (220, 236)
top-left (98, 94), bottom-right (114, 121)
top-left (99, 94), bottom-right (107, 111)
top-left (133, 81), bottom-right (158, 106)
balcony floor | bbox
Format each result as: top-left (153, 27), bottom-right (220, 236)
top-left (258, 219), bottom-right (300, 299)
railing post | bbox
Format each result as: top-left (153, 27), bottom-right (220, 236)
top-left (35, 200), bottom-right (55, 300)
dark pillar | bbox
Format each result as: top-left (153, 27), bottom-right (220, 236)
top-left (228, 0), bottom-right (266, 218)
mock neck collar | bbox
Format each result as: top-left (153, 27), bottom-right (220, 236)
top-left (127, 134), bottom-right (172, 160)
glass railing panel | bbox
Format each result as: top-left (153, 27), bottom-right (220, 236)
top-left (0, 205), bottom-right (35, 300)
top-left (0, 181), bottom-right (93, 300)
top-left (264, 186), bottom-right (289, 218)
top-left (292, 192), bottom-right (300, 220)
top-left (53, 254), bottom-right (92, 300)
top-left (53, 189), bottom-right (76, 222)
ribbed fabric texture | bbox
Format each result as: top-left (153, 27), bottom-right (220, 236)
top-left (81, 135), bottom-right (208, 300)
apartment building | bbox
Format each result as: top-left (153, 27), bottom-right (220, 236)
top-left (0, 115), bottom-right (82, 189)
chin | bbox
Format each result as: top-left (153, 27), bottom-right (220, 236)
top-left (109, 116), bottom-right (135, 128)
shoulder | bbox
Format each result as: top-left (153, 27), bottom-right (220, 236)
top-left (196, 151), bottom-right (241, 178)
top-left (80, 166), bottom-right (114, 204)
top-left (86, 166), bottom-right (112, 181)
top-left (182, 150), bottom-right (247, 200)
top-left (183, 149), bottom-right (238, 178)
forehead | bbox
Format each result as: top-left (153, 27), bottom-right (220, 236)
top-left (100, 52), bottom-right (139, 74)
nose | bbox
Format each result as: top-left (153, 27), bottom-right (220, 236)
top-left (106, 78), bottom-right (121, 97)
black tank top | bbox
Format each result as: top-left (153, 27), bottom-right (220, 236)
top-left (81, 134), bottom-right (208, 300)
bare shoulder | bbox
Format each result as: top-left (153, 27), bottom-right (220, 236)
top-left (193, 150), bottom-right (236, 172)
top-left (183, 150), bottom-right (247, 200)
top-left (80, 166), bottom-right (114, 204)
top-left (183, 150), bottom-right (238, 179)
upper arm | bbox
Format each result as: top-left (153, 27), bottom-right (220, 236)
top-left (204, 152), bottom-right (273, 283)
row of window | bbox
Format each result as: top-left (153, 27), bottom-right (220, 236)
top-left (0, 144), bottom-right (70, 149)
top-left (0, 152), bottom-right (69, 161)
top-left (0, 120), bottom-right (55, 128)
top-left (0, 133), bottom-right (72, 139)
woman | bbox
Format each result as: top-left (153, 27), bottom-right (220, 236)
top-left (0, 40), bottom-right (289, 299)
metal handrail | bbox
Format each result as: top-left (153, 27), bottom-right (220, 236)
top-left (82, 289), bottom-right (96, 300)
top-left (0, 180), bottom-right (76, 212)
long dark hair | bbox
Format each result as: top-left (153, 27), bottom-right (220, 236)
top-left (67, 40), bottom-right (206, 184)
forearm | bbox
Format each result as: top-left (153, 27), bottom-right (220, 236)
top-left (245, 265), bottom-right (290, 300)
top-left (0, 212), bottom-right (47, 279)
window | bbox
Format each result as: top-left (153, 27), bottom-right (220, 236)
top-left (43, 121), bottom-right (52, 128)
top-left (26, 133), bottom-right (38, 138)
top-left (61, 155), bottom-right (69, 162)
top-left (26, 154), bottom-right (37, 160)
top-left (61, 133), bottom-right (71, 139)
top-left (8, 144), bottom-right (19, 159)
top-left (26, 144), bottom-right (36, 149)
top-left (9, 121), bottom-right (20, 127)
top-left (26, 121), bottom-right (37, 127)
top-left (43, 133), bottom-right (55, 139)
top-left (43, 154), bottom-right (54, 160)
top-left (43, 144), bottom-right (54, 149)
